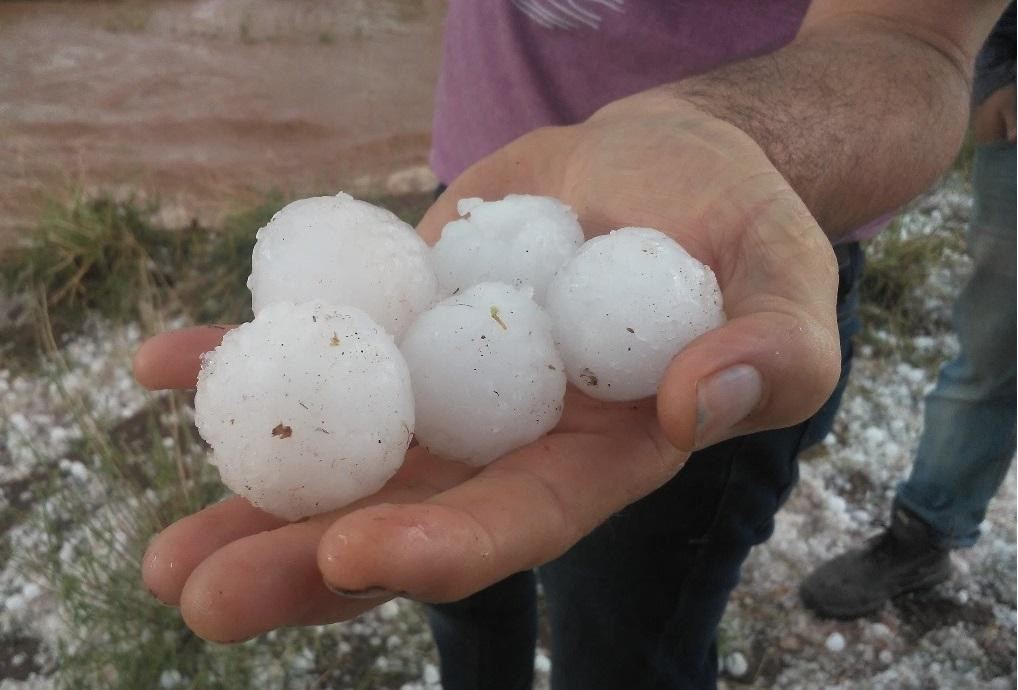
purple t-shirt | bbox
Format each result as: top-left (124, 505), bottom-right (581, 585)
top-left (431, 1), bottom-right (811, 182)
top-left (430, 1), bottom-right (890, 241)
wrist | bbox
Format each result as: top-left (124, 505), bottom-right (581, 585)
top-left (569, 91), bottom-right (816, 248)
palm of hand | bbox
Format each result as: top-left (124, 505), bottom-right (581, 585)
top-left (137, 96), bottom-right (840, 642)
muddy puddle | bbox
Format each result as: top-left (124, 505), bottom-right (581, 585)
top-left (0, 0), bottom-right (445, 249)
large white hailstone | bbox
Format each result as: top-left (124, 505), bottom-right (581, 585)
top-left (400, 282), bottom-right (566, 466)
top-left (545, 227), bottom-right (725, 402)
top-left (194, 301), bottom-right (415, 521)
top-left (248, 193), bottom-right (437, 339)
top-left (431, 195), bottom-right (584, 304)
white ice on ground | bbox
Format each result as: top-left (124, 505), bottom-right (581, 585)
top-left (725, 651), bottom-right (749, 677)
top-left (378, 601), bottom-right (400, 621)
top-left (826, 632), bottom-right (847, 653)
top-left (400, 282), bottom-right (566, 466)
top-left (159, 670), bottom-right (184, 689)
top-left (422, 664), bottom-right (439, 685)
top-left (248, 193), bottom-right (437, 339)
top-left (431, 195), bottom-right (584, 304)
top-left (194, 301), bottom-right (414, 520)
top-left (534, 650), bottom-right (552, 674)
top-left (545, 227), bottom-right (724, 401)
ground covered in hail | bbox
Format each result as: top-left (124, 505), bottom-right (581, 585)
top-left (0, 172), bottom-right (1014, 689)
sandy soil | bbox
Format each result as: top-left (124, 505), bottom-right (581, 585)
top-left (0, 0), bottom-right (445, 250)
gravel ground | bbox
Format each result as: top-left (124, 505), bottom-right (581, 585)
top-left (0, 174), bottom-right (1014, 689)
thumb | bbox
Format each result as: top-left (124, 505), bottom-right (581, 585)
top-left (656, 304), bottom-right (842, 452)
top-left (655, 173), bottom-right (843, 451)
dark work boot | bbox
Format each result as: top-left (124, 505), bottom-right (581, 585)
top-left (799, 505), bottom-right (952, 619)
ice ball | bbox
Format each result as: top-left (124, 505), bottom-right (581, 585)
top-left (248, 193), bottom-right (437, 339)
top-left (400, 282), bottom-right (566, 466)
top-left (194, 301), bottom-right (414, 521)
top-left (431, 195), bottom-right (584, 304)
top-left (545, 227), bottom-right (724, 401)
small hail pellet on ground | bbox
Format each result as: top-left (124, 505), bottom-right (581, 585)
top-left (248, 192), bottom-right (437, 339)
top-left (431, 195), bottom-right (584, 304)
top-left (546, 227), bottom-right (725, 402)
top-left (194, 301), bottom-right (414, 521)
top-left (400, 282), bottom-right (566, 466)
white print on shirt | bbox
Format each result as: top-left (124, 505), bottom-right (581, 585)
top-left (512, 0), bottom-right (625, 30)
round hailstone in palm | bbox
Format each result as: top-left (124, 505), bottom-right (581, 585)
top-left (248, 192), bottom-right (437, 339)
top-left (194, 301), bottom-right (414, 521)
top-left (400, 282), bottom-right (566, 466)
top-left (431, 195), bottom-right (584, 304)
top-left (546, 227), bottom-right (725, 402)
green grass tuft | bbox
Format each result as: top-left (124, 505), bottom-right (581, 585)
top-left (179, 193), bottom-right (286, 325)
top-left (0, 193), bottom-right (188, 330)
top-left (857, 212), bottom-right (966, 363)
top-left (0, 192), bottom-right (292, 340)
top-left (0, 189), bottom-right (433, 340)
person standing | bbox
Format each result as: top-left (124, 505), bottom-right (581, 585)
top-left (801, 4), bottom-right (1016, 619)
top-left (135, 2), bottom-right (1010, 688)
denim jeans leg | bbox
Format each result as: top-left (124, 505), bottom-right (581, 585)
top-left (896, 141), bottom-right (1018, 548)
top-left (536, 432), bottom-right (795, 690)
top-left (426, 570), bottom-right (538, 690)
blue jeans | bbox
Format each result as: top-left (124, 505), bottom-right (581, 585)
top-left (896, 141), bottom-right (1017, 548)
top-left (427, 239), bottom-right (864, 690)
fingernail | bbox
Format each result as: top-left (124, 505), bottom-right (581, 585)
top-left (695, 364), bottom-right (763, 448)
top-left (325, 583), bottom-right (393, 599)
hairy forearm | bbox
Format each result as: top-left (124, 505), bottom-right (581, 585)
top-left (670, 17), bottom-right (980, 240)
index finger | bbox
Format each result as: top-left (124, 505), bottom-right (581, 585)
top-left (133, 325), bottom-right (235, 390)
top-left (316, 398), bottom-right (684, 603)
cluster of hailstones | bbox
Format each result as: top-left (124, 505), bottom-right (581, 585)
top-left (194, 193), bottom-right (725, 520)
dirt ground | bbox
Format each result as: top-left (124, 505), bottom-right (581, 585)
top-left (0, 0), bottom-right (445, 251)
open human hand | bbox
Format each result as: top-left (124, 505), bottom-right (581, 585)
top-left (136, 94), bottom-right (841, 642)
